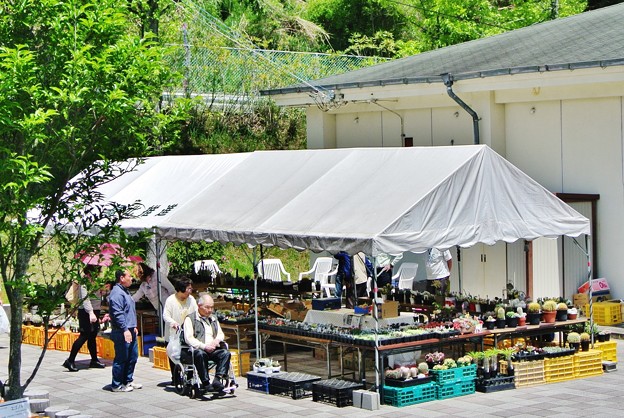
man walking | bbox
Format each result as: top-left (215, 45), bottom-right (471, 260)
top-left (109, 269), bottom-right (141, 392)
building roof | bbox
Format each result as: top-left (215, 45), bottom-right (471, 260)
top-left (262, 3), bottom-right (624, 96)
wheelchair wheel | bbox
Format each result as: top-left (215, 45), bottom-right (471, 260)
top-left (173, 364), bottom-right (187, 395)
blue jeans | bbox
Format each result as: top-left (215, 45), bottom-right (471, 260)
top-left (111, 329), bottom-right (138, 389)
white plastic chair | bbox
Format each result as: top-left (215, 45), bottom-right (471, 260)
top-left (193, 259), bottom-right (222, 279)
top-left (257, 259), bottom-right (291, 282)
top-left (392, 262), bottom-right (419, 290)
top-left (298, 257), bottom-right (337, 296)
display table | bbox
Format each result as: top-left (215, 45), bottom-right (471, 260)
top-left (221, 322), bottom-right (256, 372)
top-left (484, 318), bottom-right (586, 347)
top-left (304, 309), bottom-right (416, 329)
top-left (260, 329), bottom-right (338, 379)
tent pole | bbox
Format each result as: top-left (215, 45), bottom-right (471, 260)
top-left (372, 257), bottom-right (380, 392)
top-left (255, 245), bottom-right (264, 360)
top-left (586, 235), bottom-right (594, 346)
top-left (151, 231), bottom-right (164, 337)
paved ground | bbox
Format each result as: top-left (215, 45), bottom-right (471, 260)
top-left (1, 332), bottom-right (624, 417)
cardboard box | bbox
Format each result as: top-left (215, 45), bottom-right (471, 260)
top-left (573, 292), bottom-right (611, 308)
top-left (578, 278), bottom-right (610, 294)
top-left (380, 301), bottom-right (399, 319)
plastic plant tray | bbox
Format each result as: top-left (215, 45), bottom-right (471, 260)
top-left (430, 364), bottom-right (477, 384)
top-left (312, 379), bottom-right (363, 407)
top-left (269, 372), bottom-right (322, 399)
top-left (385, 376), bottom-right (433, 387)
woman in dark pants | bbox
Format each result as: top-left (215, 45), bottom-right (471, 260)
top-left (63, 265), bottom-right (107, 371)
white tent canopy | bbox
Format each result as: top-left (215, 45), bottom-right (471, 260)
top-left (101, 145), bottom-right (589, 254)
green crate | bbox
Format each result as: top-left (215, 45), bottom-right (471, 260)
top-left (429, 364), bottom-right (477, 384)
top-left (383, 382), bottom-right (436, 407)
top-left (435, 379), bottom-right (475, 400)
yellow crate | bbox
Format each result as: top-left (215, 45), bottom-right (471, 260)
top-left (500, 359), bottom-right (545, 388)
top-left (584, 302), bottom-right (622, 325)
top-left (229, 350), bottom-right (251, 377)
top-left (153, 346), bottom-right (170, 371)
top-left (43, 329), bottom-right (58, 350)
top-left (30, 326), bottom-right (45, 347)
top-left (98, 337), bottom-right (115, 360)
top-left (573, 349), bottom-right (603, 378)
top-left (55, 331), bottom-right (72, 351)
top-left (593, 341), bottom-right (618, 362)
top-left (66, 332), bottom-right (89, 354)
top-left (544, 356), bottom-right (575, 383)
top-left (21, 325), bottom-right (33, 344)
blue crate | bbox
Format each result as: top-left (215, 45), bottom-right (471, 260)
top-left (435, 379), bottom-right (475, 400)
top-left (247, 371), bottom-right (273, 394)
top-left (383, 382), bottom-right (436, 407)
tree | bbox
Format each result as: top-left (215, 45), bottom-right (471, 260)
top-left (0, 0), bottom-right (188, 400)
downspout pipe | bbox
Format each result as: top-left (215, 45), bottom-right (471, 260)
top-left (441, 73), bottom-right (480, 145)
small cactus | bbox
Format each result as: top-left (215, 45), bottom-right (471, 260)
top-left (567, 332), bottom-right (581, 343)
top-left (497, 307), bottom-right (505, 319)
top-left (527, 302), bottom-right (541, 313)
top-left (580, 332), bottom-right (591, 342)
top-left (418, 362), bottom-right (429, 374)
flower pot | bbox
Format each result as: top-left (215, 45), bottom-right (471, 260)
top-left (568, 313), bottom-right (578, 320)
top-left (581, 340), bottom-right (590, 351)
top-left (496, 319), bottom-right (506, 329)
top-left (506, 317), bottom-right (519, 328)
top-left (527, 312), bottom-right (541, 325)
top-left (541, 311), bottom-right (557, 323)
top-left (569, 342), bottom-right (580, 352)
top-left (597, 334), bottom-right (606, 342)
top-left (555, 310), bottom-right (568, 322)
top-left (486, 321), bottom-right (496, 330)
top-left (518, 316), bottom-right (526, 326)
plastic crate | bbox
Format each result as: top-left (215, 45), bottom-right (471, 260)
top-left (573, 349), bottom-right (603, 378)
top-left (30, 326), bottom-right (44, 346)
top-left (500, 359), bottom-right (545, 388)
top-left (383, 382), bottom-right (436, 407)
top-left (593, 341), bottom-right (618, 362)
top-left (429, 364), bottom-right (477, 384)
top-left (153, 346), bottom-right (170, 371)
top-left (55, 331), bottom-right (73, 351)
top-left (544, 355), bottom-right (575, 383)
top-left (43, 329), bottom-right (57, 350)
top-left (476, 376), bottom-right (515, 393)
top-left (385, 376), bottom-right (433, 387)
top-left (435, 379), bottom-right (475, 400)
top-left (98, 336), bottom-right (115, 360)
top-left (312, 379), bottom-right (363, 407)
top-left (269, 372), bottom-right (321, 399)
top-left (247, 371), bottom-right (277, 393)
top-left (584, 302), bottom-right (622, 325)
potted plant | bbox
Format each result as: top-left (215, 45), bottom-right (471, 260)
top-left (485, 315), bottom-right (496, 330)
top-left (517, 307), bottom-right (527, 326)
top-left (541, 300), bottom-right (558, 323)
top-left (567, 307), bottom-right (578, 320)
top-left (496, 307), bottom-right (506, 329)
top-left (499, 348), bottom-right (515, 377)
top-left (556, 302), bottom-right (569, 321)
top-left (527, 302), bottom-right (542, 325)
top-left (567, 332), bottom-right (581, 352)
top-left (505, 311), bottom-right (519, 328)
top-left (580, 332), bottom-right (591, 351)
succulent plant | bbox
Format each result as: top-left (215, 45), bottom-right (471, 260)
top-left (497, 307), bottom-right (506, 319)
top-left (557, 302), bottom-right (569, 310)
top-left (527, 302), bottom-right (541, 313)
top-left (542, 300), bottom-right (558, 312)
top-left (567, 332), bottom-right (581, 343)
top-left (418, 362), bottom-right (429, 374)
top-left (580, 332), bottom-right (591, 341)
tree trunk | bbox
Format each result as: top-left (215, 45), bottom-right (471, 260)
top-left (6, 247), bottom-right (30, 400)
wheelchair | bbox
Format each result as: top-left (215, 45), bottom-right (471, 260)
top-left (172, 344), bottom-right (238, 399)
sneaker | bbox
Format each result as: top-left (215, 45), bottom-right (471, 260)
top-left (89, 360), bottom-right (106, 369)
top-left (111, 385), bottom-right (133, 393)
top-left (127, 382), bottom-right (142, 390)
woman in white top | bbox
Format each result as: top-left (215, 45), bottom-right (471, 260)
top-left (163, 276), bottom-right (197, 380)
top-left (132, 262), bottom-right (175, 312)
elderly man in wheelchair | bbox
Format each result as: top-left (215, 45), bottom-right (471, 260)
top-left (181, 294), bottom-right (232, 393)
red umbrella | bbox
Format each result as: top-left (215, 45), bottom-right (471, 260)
top-left (76, 243), bottom-right (143, 267)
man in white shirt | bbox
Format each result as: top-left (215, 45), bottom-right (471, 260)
top-left (426, 248), bottom-right (452, 295)
top-left (374, 252), bottom-right (403, 288)
top-left (183, 294), bottom-right (230, 392)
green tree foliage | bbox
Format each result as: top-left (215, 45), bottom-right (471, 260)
top-left (0, 0), bottom-right (188, 399)
top-left (305, 0), bottom-right (414, 51)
